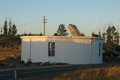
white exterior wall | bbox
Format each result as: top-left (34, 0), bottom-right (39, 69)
top-left (21, 38), bottom-right (31, 63)
top-left (21, 36), bottom-right (103, 64)
top-left (92, 39), bottom-right (103, 64)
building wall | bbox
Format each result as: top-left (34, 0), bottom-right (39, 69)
top-left (21, 38), bottom-right (31, 62)
top-left (21, 36), bottom-right (103, 64)
top-left (92, 39), bottom-right (103, 64)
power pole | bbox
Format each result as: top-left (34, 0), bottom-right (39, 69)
top-left (43, 16), bottom-right (47, 36)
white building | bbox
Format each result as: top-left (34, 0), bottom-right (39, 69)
top-left (21, 36), bottom-right (103, 64)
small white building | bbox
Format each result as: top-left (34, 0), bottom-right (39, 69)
top-left (21, 36), bottom-right (103, 64)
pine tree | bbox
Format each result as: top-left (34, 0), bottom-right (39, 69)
top-left (0, 27), bottom-right (2, 35)
top-left (8, 20), bottom-right (12, 35)
top-left (105, 25), bottom-right (119, 51)
top-left (3, 20), bottom-right (8, 36)
top-left (11, 24), bottom-right (17, 36)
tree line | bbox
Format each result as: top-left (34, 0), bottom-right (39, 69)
top-left (0, 20), bottom-right (17, 36)
top-left (0, 19), bottom-right (20, 48)
top-left (102, 25), bottom-right (120, 52)
top-left (0, 19), bottom-right (119, 52)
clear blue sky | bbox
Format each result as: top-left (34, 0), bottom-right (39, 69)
top-left (0, 0), bottom-right (120, 36)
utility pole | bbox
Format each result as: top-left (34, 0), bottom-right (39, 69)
top-left (43, 16), bottom-right (47, 36)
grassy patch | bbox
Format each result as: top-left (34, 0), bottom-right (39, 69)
top-left (18, 66), bottom-right (120, 80)
top-left (54, 66), bottom-right (120, 80)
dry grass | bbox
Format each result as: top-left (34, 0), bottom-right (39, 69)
top-left (0, 48), bottom-right (21, 61)
top-left (54, 66), bottom-right (120, 80)
top-left (18, 66), bottom-right (120, 80)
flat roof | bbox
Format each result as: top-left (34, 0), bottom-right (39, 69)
top-left (20, 36), bottom-right (103, 40)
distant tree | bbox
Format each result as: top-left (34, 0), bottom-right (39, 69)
top-left (57, 24), bottom-right (68, 36)
top-left (114, 32), bottom-right (119, 45)
top-left (104, 25), bottom-right (119, 51)
top-left (8, 20), bottom-right (12, 36)
top-left (53, 33), bottom-right (58, 36)
top-left (11, 24), bottom-right (17, 36)
top-left (3, 20), bottom-right (8, 36)
top-left (114, 44), bottom-right (120, 52)
top-left (0, 27), bottom-right (2, 35)
top-left (106, 26), bottom-right (114, 51)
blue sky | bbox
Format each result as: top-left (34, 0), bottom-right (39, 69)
top-left (0, 0), bottom-right (120, 35)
